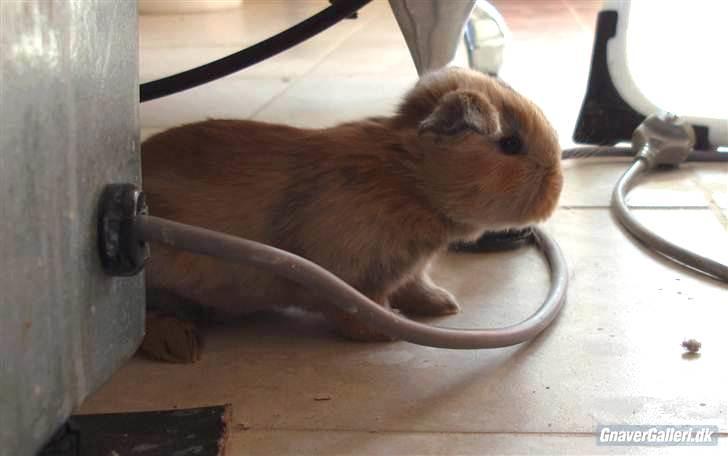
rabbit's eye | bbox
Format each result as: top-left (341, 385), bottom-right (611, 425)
top-left (498, 135), bottom-right (523, 155)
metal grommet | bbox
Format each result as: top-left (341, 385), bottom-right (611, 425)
top-left (97, 183), bottom-right (150, 276)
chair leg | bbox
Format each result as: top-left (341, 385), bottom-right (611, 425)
top-left (388, 0), bottom-right (476, 75)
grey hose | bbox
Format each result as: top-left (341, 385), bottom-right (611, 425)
top-left (562, 146), bottom-right (728, 161)
top-left (612, 158), bottom-right (728, 282)
top-left (135, 215), bottom-right (568, 349)
top-left (129, 143), bottom-right (725, 347)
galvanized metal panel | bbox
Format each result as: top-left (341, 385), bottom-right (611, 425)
top-left (0, 1), bottom-right (143, 455)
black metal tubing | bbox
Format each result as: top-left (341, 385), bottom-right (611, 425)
top-left (140, 0), bottom-right (372, 102)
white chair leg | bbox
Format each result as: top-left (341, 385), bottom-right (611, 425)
top-left (388, 0), bottom-right (476, 75)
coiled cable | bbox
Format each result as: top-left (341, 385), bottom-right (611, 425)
top-left (562, 136), bottom-right (728, 282)
top-left (612, 158), bottom-right (728, 282)
top-left (134, 215), bottom-right (568, 349)
top-left (562, 146), bottom-right (728, 162)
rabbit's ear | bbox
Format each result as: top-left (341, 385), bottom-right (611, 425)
top-left (418, 91), bottom-right (501, 139)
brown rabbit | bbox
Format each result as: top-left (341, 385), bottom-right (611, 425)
top-left (141, 67), bottom-right (563, 348)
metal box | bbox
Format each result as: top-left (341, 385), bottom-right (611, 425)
top-left (0, 1), bottom-right (143, 454)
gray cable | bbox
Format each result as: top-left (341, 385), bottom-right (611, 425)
top-left (563, 135), bottom-right (728, 282)
top-left (562, 146), bottom-right (728, 161)
top-left (612, 158), bottom-right (728, 282)
top-left (130, 141), bottom-right (725, 347)
top-left (562, 146), bottom-right (634, 159)
top-left (135, 215), bottom-right (568, 349)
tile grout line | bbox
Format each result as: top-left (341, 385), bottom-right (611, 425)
top-left (247, 7), bottom-right (385, 121)
top-left (687, 167), bottom-right (728, 231)
top-left (559, 0), bottom-right (592, 37)
top-left (139, 6), bottom-right (381, 130)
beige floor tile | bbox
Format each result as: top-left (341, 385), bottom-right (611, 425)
top-left (79, 209), bottom-right (728, 440)
top-left (140, 77), bottom-right (289, 127)
top-left (246, 3), bottom-right (418, 127)
top-left (138, 0), bottom-right (594, 145)
top-left (251, 75), bottom-right (415, 128)
top-left (139, 0), bottom-right (355, 49)
top-left (300, 6), bottom-right (418, 79)
top-left (140, 39), bottom-right (350, 82)
top-left (138, 1), bottom-right (387, 82)
top-left (625, 166), bottom-right (710, 209)
top-left (140, 127), bottom-right (165, 142)
top-left (562, 0), bottom-right (603, 35)
top-left (121, 1), bottom-right (728, 454)
top-left (690, 162), bottom-right (728, 209)
top-left (560, 159), bottom-right (718, 208)
top-left (231, 430), bottom-right (727, 455)
top-left (138, 0), bottom-right (389, 129)
top-left (560, 159), bottom-right (631, 207)
top-left (625, 209), bottom-right (728, 267)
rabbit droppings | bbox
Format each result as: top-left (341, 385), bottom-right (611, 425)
top-left (141, 67), bottom-right (563, 343)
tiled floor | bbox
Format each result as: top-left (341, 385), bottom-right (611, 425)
top-left (80, 1), bottom-right (727, 454)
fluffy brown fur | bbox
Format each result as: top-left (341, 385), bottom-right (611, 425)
top-left (141, 67), bottom-right (563, 341)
